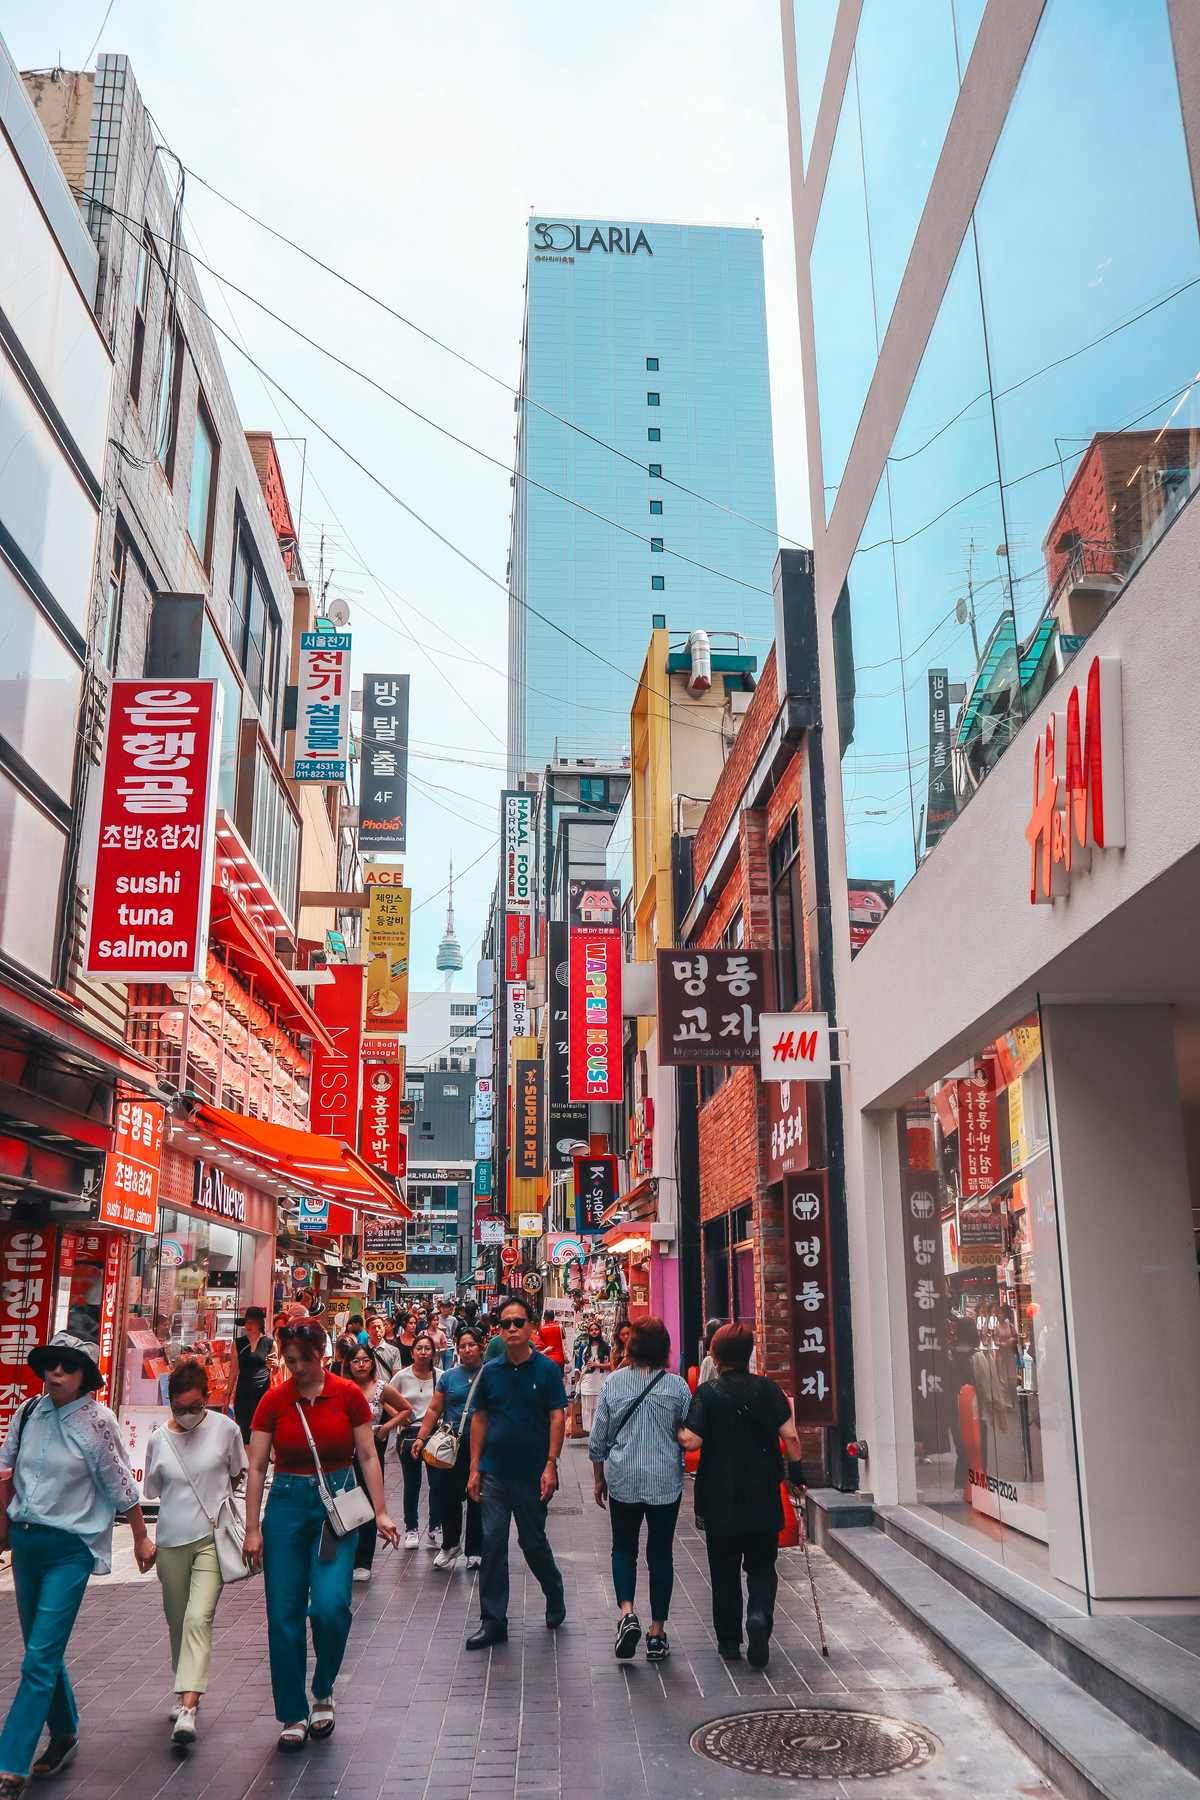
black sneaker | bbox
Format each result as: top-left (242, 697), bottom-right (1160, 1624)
top-left (717, 1640), bottom-right (742, 1661)
top-left (614, 1612), bottom-right (642, 1659)
top-left (645, 1632), bottom-right (670, 1662)
top-left (746, 1610), bottom-right (771, 1669)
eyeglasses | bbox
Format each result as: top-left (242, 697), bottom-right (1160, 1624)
top-left (171, 1402), bottom-right (206, 1416)
top-left (499, 1318), bottom-right (528, 1330)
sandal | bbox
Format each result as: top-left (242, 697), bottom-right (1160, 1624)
top-left (276, 1721), bottom-right (308, 1752)
top-left (0, 1776), bottom-right (25, 1799)
top-left (31, 1738), bottom-right (77, 1779)
top-left (308, 1697), bottom-right (335, 1740)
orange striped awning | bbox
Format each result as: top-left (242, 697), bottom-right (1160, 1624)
top-left (195, 1104), bottom-right (410, 1218)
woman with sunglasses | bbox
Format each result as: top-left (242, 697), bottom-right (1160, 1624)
top-left (242, 1320), bottom-right (399, 1750)
top-left (332, 1336), bottom-right (411, 1583)
top-left (143, 1362), bottom-right (247, 1745)
top-left (0, 1334), bottom-right (153, 1797)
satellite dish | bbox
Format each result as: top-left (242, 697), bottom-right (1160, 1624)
top-left (325, 596), bottom-right (351, 629)
top-left (955, 597), bottom-right (969, 625)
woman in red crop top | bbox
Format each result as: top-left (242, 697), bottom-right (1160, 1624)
top-left (243, 1320), bottom-right (398, 1750)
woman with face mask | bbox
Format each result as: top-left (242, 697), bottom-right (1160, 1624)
top-left (143, 1362), bottom-right (247, 1746)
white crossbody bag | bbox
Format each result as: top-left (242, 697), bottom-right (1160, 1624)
top-left (421, 1365), bottom-right (486, 1469)
top-left (295, 1401), bottom-right (375, 1536)
top-left (161, 1428), bottom-right (254, 1584)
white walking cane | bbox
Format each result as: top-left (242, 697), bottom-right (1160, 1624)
top-left (790, 1484), bottom-right (829, 1657)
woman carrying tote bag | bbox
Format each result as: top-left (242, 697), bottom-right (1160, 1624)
top-left (242, 1320), bottom-right (398, 1750)
top-left (143, 1363), bottom-right (247, 1747)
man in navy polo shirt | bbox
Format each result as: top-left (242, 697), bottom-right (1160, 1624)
top-left (465, 1293), bottom-right (567, 1648)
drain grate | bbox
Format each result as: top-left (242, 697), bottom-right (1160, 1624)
top-left (691, 1707), bottom-right (940, 1781)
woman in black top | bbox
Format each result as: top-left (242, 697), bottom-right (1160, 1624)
top-left (229, 1307), bottom-right (273, 1445)
top-left (679, 1323), bottom-right (804, 1669)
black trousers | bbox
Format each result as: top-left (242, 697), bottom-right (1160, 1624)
top-left (478, 1473), bottom-right (563, 1629)
top-left (430, 1441), bottom-right (482, 1556)
top-left (397, 1432), bottom-right (443, 1532)
top-left (705, 1529), bottom-right (779, 1647)
top-left (352, 1439), bottom-right (390, 1571)
top-left (608, 1496), bottom-right (681, 1621)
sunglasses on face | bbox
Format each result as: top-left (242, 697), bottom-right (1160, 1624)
top-left (499, 1318), bottom-right (528, 1330)
top-left (43, 1358), bottom-right (86, 1376)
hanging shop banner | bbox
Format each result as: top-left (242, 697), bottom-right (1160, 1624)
top-left (0, 1225), bottom-right (55, 1437)
top-left (507, 981), bottom-right (530, 1043)
top-left (656, 948), bottom-right (767, 1066)
top-left (925, 668), bottom-right (957, 851)
top-left (514, 1059), bottom-right (545, 1179)
top-left (547, 922), bottom-right (589, 1168)
top-left (517, 1211), bottom-right (543, 1238)
top-left (957, 1076), bottom-right (1001, 1265)
top-left (785, 1171), bottom-right (836, 1427)
top-left (94, 1232), bottom-right (123, 1398)
top-left (474, 1159), bottom-right (494, 1198)
top-left (360, 1051), bottom-right (405, 1178)
top-left (547, 1232), bottom-right (587, 1266)
top-left (573, 1154), bottom-right (618, 1234)
top-left (398, 1098), bottom-right (416, 1125)
top-left (567, 898), bottom-right (623, 1104)
top-left (297, 1195), bottom-right (330, 1232)
top-left (474, 1116), bottom-right (492, 1159)
top-left (504, 912), bottom-right (532, 982)
top-left (759, 1011), bottom-right (832, 1083)
top-left (359, 672), bottom-right (410, 851)
top-left (309, 964), bottom-right (365, 1145)
top-left (763, 1080), bottom-right (814, 1186)
top-left (479, 1217), bottom-right (505, 1246)
top-left (364, 885), bottom-right (410, 1032)
top-left (501, 790), bottom-right (535, 913)
top-left (363, 1217), bottom-right (407, 1256)
top-left (901, 1167), bottom-right (949, 1440)
top-left (293, 632), bottom-right (351, 782)
top-left (365, 1254), bottom-right (408, 1276)
top-left (475, 1077), bottom-right (494, 1120)
top-left (84, 680), bottom-right (221, 981)
top-left (362, 1035), bottom-right (405, 1080)
top-left (98, 1098), bottom-right (166, 1235)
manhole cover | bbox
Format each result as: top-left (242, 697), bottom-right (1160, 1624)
top-left (691, 1707), bottom-right (940, 1781)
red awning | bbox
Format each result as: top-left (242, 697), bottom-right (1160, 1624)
top-left (194, 1103), bottom-right (411, 1218)
top-left (208, 894), bottom-right (335, 1052)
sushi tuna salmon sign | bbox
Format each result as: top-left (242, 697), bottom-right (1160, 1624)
top-left (1024, 654), bottom-right (1124, 904)
top-left (84, 681), bottom-right (221, 980)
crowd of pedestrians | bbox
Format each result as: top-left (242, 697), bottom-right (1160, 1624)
top-left (0, 1299), bottom-right (805, 1793)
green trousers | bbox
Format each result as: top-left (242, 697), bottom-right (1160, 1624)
top-left (155, 1535), bottom-right (222, 1695)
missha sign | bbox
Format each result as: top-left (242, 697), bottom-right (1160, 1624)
top-left (533, 221), bottom-right (652, 255)
top-left (1025, 653), bottom-right (1125, 904)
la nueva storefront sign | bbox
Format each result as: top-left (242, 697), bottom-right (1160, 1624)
top-left (1025, 653), bottom-right (1125, 904)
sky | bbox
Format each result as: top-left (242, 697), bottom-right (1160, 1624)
top-left (5, 0), bottom-right (809, 984)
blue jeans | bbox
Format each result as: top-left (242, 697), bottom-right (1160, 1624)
top-left (0, 1524), bottom-right (92, 1777)
top-left (262, 1471), bottom-right (358, 1725)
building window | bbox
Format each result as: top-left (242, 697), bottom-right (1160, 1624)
top-left (580, 775), bottom-right (609, 804)
top-left (650, 537), bottom-right (664, 553)
top-left (646, 356), bottom-right (659, 371)
top-left (129, 229), bottom-right (153, 405)
top-left (770, 811), bottom-right (805, 1011)
top-left (649, 499), bottom-right (663, 516)
top-left (648, 463), bottom-right (662, 477)
top-left (230, 518), bottom-right (282, 738)
top-left (647, 391), bottom-right (660, 406)
top-left (700, 1061), bottom-right (728, 1103)
top-left (723, 907), bottom-right (745, 950)
top-left (651, 575), bottom-right (665, 591)
top-left (104, 534), bottom-right (127, 670)
top-left (187, 395), bottom-right (218, 569)
top-left (648, 428), bottom-right (661, 442)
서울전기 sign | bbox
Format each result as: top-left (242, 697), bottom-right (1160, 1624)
top-left (359, 672), bottom-right (410, 852)
top-left (293, 632), bottom-right (351, 782)
top-left (502, 790), bottom-right (535, 913)
top-left (98, 1099), bottom-right (165, 1235)
top-left (84, 681), bottom-right (221, 981)
top-left (656, 949), bottom-right (767, 1065)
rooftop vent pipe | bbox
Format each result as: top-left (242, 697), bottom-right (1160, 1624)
top-left (686, 629), bottom-right (712, 695)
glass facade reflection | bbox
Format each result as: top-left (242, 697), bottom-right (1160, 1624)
top-left (792, 0), bottom-right (841, 170)
top-left (831, 0), bottom-right (1200, 915)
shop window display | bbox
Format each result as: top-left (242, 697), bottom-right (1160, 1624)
top-left (122, 1206), bottom-right (252, 1412)
top-left (898, 1011), bottom-right (1085, 1599)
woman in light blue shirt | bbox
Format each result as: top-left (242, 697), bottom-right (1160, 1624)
top-left (0, 1333), bottom-right (153, 1796)
top-left (589, 1316), bottom-right (692, 1666)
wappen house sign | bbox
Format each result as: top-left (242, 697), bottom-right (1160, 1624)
top-left (533, 222), bottom-right (652, 256)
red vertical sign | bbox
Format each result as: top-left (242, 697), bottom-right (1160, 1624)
top-left (309, 965), bottom-right (364, 1144)
top-left (96, 1233), bottom-right (124, 1398)
top-left (0, 1226), bottom-right (56, 1437)
top-left (359, 1039), bottom-right (404, 1177)
top-left (567, 930), bottom-right (623, 1104)
top-left (84, 681), bottom-right (221, 979)
top-left (98, 1099), bottom-right (165, 1234)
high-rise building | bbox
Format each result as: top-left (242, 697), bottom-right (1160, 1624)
top-left (507, 217), bottom-right (777, 780)
top-left (785, 0), bottom-right (1200, 1777)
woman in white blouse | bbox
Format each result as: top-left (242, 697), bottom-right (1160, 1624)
top-left (144, 1361), bottom-right (247, 1747)
top-left (0, 1333), bottom-right (152, 1797)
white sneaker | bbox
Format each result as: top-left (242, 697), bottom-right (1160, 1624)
top-left (466, 1554), bottom-right (481, 1570)
top-left (424, 1526), bottom-right (442, 1549)
top-left (433, 1546), bottom-right (461, 1572)
top-left (171, 1705), bottom-right (198, 1746)
top-left (404, 1528), bottom-right (419, 1550)
top-left (352, 1567), bottom-right (372, 1584)
top-left (168, 1696), bottom-right (183, 1723)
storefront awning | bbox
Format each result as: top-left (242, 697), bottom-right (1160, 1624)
top-left (208, 895), bottom-right (335, 1052)
top-left (194, 1104), bottom-right (411, 1218)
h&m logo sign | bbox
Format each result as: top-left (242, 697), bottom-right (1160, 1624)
top-left (533, 222), bottom-right (652, 256)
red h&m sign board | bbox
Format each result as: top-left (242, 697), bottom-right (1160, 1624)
top-left (98, 1099), bottom-right (165, 1235)
top-left (310, 965), bottom-right (364, 1145)
top-left (84, 682), bottom-right (221, 980)
top-left (0, 1226), bottom-right (55, 1437)
top-left (360, 1040), bottom-right (405, 1178)
top-left (568, 928), bottom-right (622, 1104)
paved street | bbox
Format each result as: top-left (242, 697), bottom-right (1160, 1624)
top-left (0, 1445), bottom-right (1059, 1800)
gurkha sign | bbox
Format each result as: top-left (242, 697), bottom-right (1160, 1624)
top-left (655, 949), bottom-right (767, 1065)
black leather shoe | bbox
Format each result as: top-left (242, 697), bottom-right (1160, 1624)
top-left (545, 1595), bottom-right (567, 1629)
top-left (466, 1624), bottom-right (508, 1651)
top-left (717, 1640), bottom-right (742, 1661)
top-left (746, 1611), bottom-right (771, 1668)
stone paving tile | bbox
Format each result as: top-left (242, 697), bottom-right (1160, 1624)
top-left (0, 1441), bottom-right (1062, 1798)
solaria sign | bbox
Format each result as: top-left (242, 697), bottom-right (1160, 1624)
top-left (532, 222), bottom-right (652, 256)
